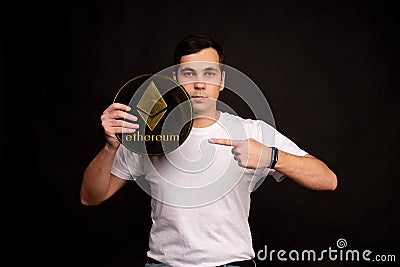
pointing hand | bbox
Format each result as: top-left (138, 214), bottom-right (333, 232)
top-left (208, 138), bottom-right (273, 169)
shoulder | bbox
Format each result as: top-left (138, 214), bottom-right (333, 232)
top-left (219, 112), bottom-right (306, 154)
top-left (220, 111), bottom-right (275, 131)
top-left (220, 111), bottom-right (253, 125)
top-left (219, 112), bottom-right (277, 140)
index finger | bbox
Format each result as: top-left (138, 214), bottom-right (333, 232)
top-left (208, 138), bottom-right (239, 147)
top-left (109, 102), bottom-right (131, 112)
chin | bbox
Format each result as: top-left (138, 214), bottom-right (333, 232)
top-left (193, 107), bottom-right (208, 115)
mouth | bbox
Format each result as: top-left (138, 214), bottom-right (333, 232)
top-left (191, 96), bottom-right (207, 103)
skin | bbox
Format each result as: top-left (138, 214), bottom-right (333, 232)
top-left (173, 48), bottom-right (225, 128)
top-left (80, 47), bottom-right (337, 206)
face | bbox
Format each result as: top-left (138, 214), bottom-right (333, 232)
top-left (173, 47), bottom-right (225, 115)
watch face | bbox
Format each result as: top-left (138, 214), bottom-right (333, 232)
top-left (113, 74), bottom-right (193, 156)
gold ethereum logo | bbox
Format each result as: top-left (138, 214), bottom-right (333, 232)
top-left (137, 81), bottom-right (167, 131)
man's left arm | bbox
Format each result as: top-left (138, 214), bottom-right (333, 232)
top-left (274, 151), bottom-right (337, 191)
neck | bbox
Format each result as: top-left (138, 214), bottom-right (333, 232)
top-left (193, 110), bottom-right (220, 128)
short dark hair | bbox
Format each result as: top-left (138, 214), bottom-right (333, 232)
top-left (173, 33), bottom-right (225, 65)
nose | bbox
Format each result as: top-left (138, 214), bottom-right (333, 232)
top-left (194, 81), bottom-right (205, 90)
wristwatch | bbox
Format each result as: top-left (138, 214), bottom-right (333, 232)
top-left (268, 147), bottom-right (279, 169)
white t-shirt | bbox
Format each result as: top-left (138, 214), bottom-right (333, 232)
top-left (111, 112), bottom-right (307, 266)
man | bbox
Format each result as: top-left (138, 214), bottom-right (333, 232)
top-left (81, 33), bottom-right (337, 267)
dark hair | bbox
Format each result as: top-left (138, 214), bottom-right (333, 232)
top-left (173, 33), bottom-right (225, 65)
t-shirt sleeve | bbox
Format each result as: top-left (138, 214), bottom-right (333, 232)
top-left (258, 121), bottom-right (308, 182)
top-left (111, 145), bottom-right (145, 181)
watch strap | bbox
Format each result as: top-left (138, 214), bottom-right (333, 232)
top-left (268, 147), bottom-right (278, 169)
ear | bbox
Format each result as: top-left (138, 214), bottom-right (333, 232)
top-left (219, 71), bottom-right (225, 91)
top-left (172, 71), bottom-right (177, 81)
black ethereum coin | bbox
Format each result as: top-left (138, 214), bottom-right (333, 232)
top-left (113, 74), bottom-right (193, 156)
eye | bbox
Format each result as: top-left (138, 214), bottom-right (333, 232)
top-left (205, 72), bottom-right (216, 77)
top-left (183, 72), bottom-right (194, 77)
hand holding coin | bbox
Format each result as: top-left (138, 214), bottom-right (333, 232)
top-left (100, 103), bottom-right (140, 149)
top-left (112, 74), bottom-right (193, 155)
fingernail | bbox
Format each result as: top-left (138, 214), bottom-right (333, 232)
top-left (208, 139), bottom-right (214, 143)
top-left (126, 106), bottom-right (131, 111)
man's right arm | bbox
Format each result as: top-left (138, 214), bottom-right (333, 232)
top-left (80, 103), bottom-right (139, 206)
top-left (80, 144), bottom-right (128, 205)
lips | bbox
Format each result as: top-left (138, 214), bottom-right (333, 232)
top-left (191, 96), bottom-right (207, 102)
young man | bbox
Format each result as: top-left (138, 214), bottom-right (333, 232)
top-left (81, 33), bottom-right (337, 267)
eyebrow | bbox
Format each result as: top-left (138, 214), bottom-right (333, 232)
top-left (204, 67), bottom-right (219, 72)
top-left (180, 67), bottom-right (195, 72)
top-left (180, 67), bottom-right (219, 72)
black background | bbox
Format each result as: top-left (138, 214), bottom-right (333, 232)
top-left (3, 0), bottom-right (400, 266)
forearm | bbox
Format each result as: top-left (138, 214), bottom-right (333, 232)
top-left (274, 150), bottom-right (337, 191)
top-left (81, 144), bottom-right (118, 205)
